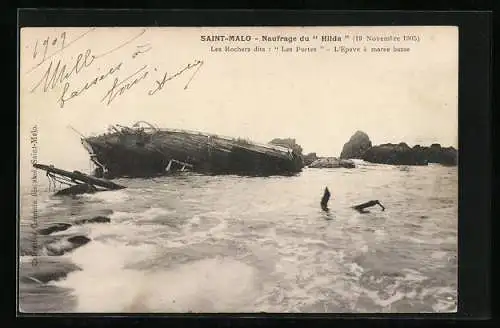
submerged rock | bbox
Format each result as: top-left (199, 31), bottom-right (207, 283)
top-left (45, 235), bottom-right (91, 256)
top-left (38, 222), bottom-right (73, 235)
top-left (340, 130), bottom-right (372, 159)
top-left (67, 235), bottom-right (91, 245)
top-left (309, 157), bottom-right (355, 168)
top-left (75, 216), bottom-right (111, 224)
top-left (20, 257), bottom-right (82, 284)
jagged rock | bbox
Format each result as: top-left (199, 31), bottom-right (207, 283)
top-left (340, 131), bottom-right (458, 166)
top-left (362, 143), bottom-right (425, 165)
top-left (37, 223), bottom-right (72, 235)
top-left (362, 142), bottom-right (457, 166)
top-left (75, 216), bottom-right (111, 224)
top-left (340, 131), bottom-right (372, 159)
top-left (425, 144), bottom-right (457, 166)
top-left (45, 235), bottom-right (91, 256)
top-left (309, 157), bottom-right (355, 168)
top-left (20, 257), bottom-right (82, 284)
top-left (303, 152), bottom-right (319, 166)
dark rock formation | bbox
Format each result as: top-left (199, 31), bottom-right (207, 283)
top-left (339, 131), bottom-right (458, 166)
top-left (55, 183), bottom-right (98, 196)
top-left (45, 235), bottom-right (91, 256)
top-left (20, 257), bottom-right (82, 284)
top-left (75, 216), bottom-right (111, 224)
top-left (37, 223), bottom-right (73, 235)
top-left (309, 157), bottom-right (355, 168)
top-left (340, 131), bottom-right (372, 159)
top-left (362, 142), bottom-right (457, 166)
top-left (67, 235), bottom-right (91, 245)
top-left (362, 142), bottom-right (427, 165)
top-left (421, 144), bottom-right (457, 166)
top-left (303, 152), bottom-right (319, 166)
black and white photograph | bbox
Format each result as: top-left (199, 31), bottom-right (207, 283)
top-left (19, 26), bottom-right (458, 313)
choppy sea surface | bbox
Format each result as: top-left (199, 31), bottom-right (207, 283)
top-left (19, 161), bottom-right (457, 313)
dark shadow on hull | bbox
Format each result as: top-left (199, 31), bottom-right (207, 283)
top-left (83, 128), bottom-right (304, 179)
top-left (86, 142), bottom-right (303, 179)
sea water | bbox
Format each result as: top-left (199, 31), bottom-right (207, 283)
top-left (18, 161), bottom-right (457, 313)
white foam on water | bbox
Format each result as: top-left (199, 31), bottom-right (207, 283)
top-left (57, 242), bottom-right (258, 313)
top-left (36, 197), bottom-right (63, 214)
top-left (345, 262), bottom-right (364, 278)
top-left (81, 190), bottom-right (130, 204)
top-left (20, 166), bottom-right (457, 313)
top-left (138, 207), bottom-right (172, 220)
top-left (431, 251), bottom-right (448, 259)
top-left (109, 211), bottom-right (134, 221)
top-left (50, 225), bottom-right (90, 236)
top-left (407, 236), bottom-right (426, 244)
top-left (432, 298), bottom-right (457, 312)
top-left (401, 268), bottom-right (428, 283)
top-left (85, 221), bottom-right (172, 244)
top-left (176, 212), bottom-right (229, 245)
top-left (349, 159), bottom-right (369, 165)
top-left (374, 229), bottom-right (387, 238)
top-left (364, 289), bottom-right (407, 309)
top-left (302, 238), bottom-right (329, 247)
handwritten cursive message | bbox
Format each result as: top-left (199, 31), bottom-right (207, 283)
top-left (25, 29), bottom-right (205, 109)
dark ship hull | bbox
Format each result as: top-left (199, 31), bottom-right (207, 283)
top-left (81, 122), bottom-right (304, 178)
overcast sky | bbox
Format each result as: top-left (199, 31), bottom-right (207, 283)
top-left (20, 26), bottom-right (458, 182)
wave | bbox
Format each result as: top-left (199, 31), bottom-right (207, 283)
top-left (55, 249), bottom-right (259, 312)
top-left (80, 190), bottom-right (130, 204)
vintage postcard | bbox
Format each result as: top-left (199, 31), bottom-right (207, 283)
top-left (18, 26), bottom-right (458, 313)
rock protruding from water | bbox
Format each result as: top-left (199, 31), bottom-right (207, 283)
top-left (38, 222), bottom-right (72, 235)
top-left (75, 216), bottom-right (111, 225)
top-left (362, 142), bottom-right (457, 166)
top-left (340, 131), bottom-right (372, 159)
top-left (339, 131), bottom-right (458, 166)
top-left (20, 257), bottom-right (82, 284)
top-left (303, 152), bottom-right (319, 166)
top-left (45, 235), bottom-right (91, 256)
top-left (309, 157), bottom-right (355, 168)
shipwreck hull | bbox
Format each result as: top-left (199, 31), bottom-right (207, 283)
top-left (82, 125), bottom-right (303, 178)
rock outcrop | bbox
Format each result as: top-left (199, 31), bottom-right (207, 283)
top-left (362, 142), bottom-right (457, 166)
top-left (45, 235), bottom-right (91, 256)
top-left (340, 131), bottom-right (372, 159)
top-left (418, 144), bottom-right (457, 166)
top-left (309, 157), bottom-right (355, 169)
top-left (339, 131), bottom-right (458, 166)
top-left (75, 216), bottom-right (111, 225)
top-left (303, 152), bottom-right (319, 166)
top-left (38, 222), bottom-right (73, 235)
top-left (20, 257), bottom-right (82, 284)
